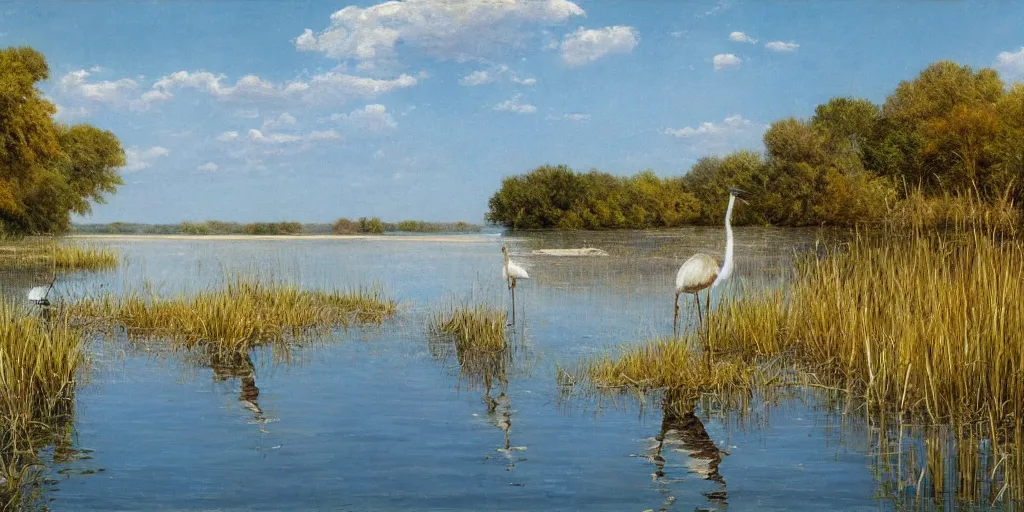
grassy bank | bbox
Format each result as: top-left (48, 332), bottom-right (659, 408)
top-left (0, 240), bottom-right (119, 272)
top-left (68, 276), bottom-right (396, 353)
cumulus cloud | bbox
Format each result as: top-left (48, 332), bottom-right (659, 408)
top-left (995, 47), bottom-right (1024, 82)
top-left (330, 104), bottom-right (397, 132)
top-left (458, 65), bottom-right (537, 86)
top-left (245, 128), bottom-right (341, 145)
top-left (547, 112), bottom-right (590, 121)
top-left (560, 26), bottom-right (639, 67)
top-left (215, 131), bottom-right (240, 142)
top-left (664, 114), bottom-right (756, 138)
top-left (713, 53), bottom-right (742, 70)
top-left (729, 31), bottom-right (756, 43)
top-left (197, 162), bottom-right (219, 172)
top-left (145, 70), bottom-right (418, 106)
top-left (491, 94), bottom-right (536, 114)
top-left (53, 103), bottom-right (91, 121)
top-left (122, 146), bottom-right (170, 172)
top-left (261, 112), bottom-right (298, 130)
top-left (459, 70), bottom-right (494, 86)
top-left (765, 41), bottom-right (799, 52)
top-left (293, 0), bottom-right (586, 66)
top-left (59, 69), bottom-right (138, 104)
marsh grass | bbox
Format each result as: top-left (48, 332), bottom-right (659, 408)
top-left (0, 303), bottom-right (86, 507)
top-left (556, 338), bottom-right (759, 406)
top-left (68, 275), bottom-right (397, 354)
top-left (0, 239), bottom-right (119, 272)
top-left (428, 300), bottom-right (520, 393)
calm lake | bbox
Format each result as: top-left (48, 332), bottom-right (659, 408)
top-left (4, 228), bottom-right (977, 511)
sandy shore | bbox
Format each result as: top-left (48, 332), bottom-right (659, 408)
top-left (68, 234), bottom-right (500, 243)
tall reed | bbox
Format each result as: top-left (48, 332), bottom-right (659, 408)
top-left (0, 303), bottom-right (85, 506)
top-left (68, 276), bottom-right (396, 353)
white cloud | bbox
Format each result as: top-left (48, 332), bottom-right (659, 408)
top-left (146, 70), bottom-right (417, 106)
top-left (713, 53), bottom-right (742, 70)
top-left (670, 30), bottom-right (685, 39)
top-left (995, 47), bottom-right (1024, 82)
top-left (53, 103), bottom-right (91, 121)
top-left (293, 0), bottom-right (586, 66)
top-left (235, 108), bottom-right (261, 118)
top-left (197, 162), bottom-right (219, 172)
top-left (729, 31), bottom-right (756, 43)
top-left (547, 113), bottom-right (590, 121)
top-left (459, 70), bottom-right (494, 86)
top-left (492, 94), bottom-right (536, 114)
top-left (458, 65), bottom-right (537, 86)
top-left (261, 112), bottom-right (298, 130)
top-left (765, 41), bottom-right (799, 52)
top-left (245, 128), bottom-right (341, 145)
top-left (512, 76), bottom-right (538, 86)
top-left (331, 104), bottom-right (397, 132)
top-left (59, 69), bottom-right (139, 104)
top-left (560, 26), bottom-right (639, 67)
top-left (216, 131), bottom-right (240, 142)
top-left (122, 146), bottom-right (170, 172)
top-left (664, 114), bottom-right (754, 138)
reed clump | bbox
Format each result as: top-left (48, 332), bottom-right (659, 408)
top-left (0, 241), bottom-right (119, 272)
top-left (428, 302), bottom-right (507, 354)
top-left (0, 303), bottom-right (85, 503)
top-left (702, 228), bottom-right (1024, 428)
top-left (68, 276), bottom-right (396, 353)
top-left (557, 338), bottom-right (756, 404)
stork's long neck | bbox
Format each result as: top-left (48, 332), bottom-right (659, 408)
top-left (503, 251), bottom-right (510, 269)
top-left (712, 195), bottom-right (736, 287)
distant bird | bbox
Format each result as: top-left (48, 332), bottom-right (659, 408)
top-left (28, 282), bottom-right (55, 307)
top-left (501, 246), bottom-right (529, 325)
top-left (673, 187), bottom-right (748, 337)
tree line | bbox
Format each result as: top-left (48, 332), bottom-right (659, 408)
top-left (1, 46), bottom-right (125, 236)
top-left (74, 219), bottom-right (484, 235)
top-left (486, 60), bottom-right (1024, 229)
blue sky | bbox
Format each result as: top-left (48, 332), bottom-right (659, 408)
top-left (1, 1), bottom-right (1022, 224)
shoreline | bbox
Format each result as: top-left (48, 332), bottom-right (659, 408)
top-left (67, 233), bottom-right (501, 243)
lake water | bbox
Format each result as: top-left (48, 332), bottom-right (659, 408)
top-left (2, 228), bottom-right (993, 511)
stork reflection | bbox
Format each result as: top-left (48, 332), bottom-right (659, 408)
top-left (429, 322), bottom-right (526, 471)
top-left (205, 348), bottom-right (264, 418)
top-left (647, 389), bottom-right (728, 506)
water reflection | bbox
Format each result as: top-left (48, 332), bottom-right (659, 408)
top-left (645, 390), bottom-right (728, 509)
top-left (205, 349), bottom-right (264, 417)
top-left (429, 322), bottom-right (528, 472)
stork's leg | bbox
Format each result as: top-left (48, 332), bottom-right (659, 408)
top-left (694, 292), bottom-right (703, 331)
top-left (705, 290), bottom-right (712, 340)
top-left (673, 292), bottom-right (680, 338)
top-left (510, 278), bottom-right (516, 327)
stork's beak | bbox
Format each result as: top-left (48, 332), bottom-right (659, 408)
top-left (728, 187), bottom-right (749, 204)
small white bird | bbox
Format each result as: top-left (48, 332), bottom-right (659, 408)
top-left (501, 246), bottom-right (529, 324)
top-left (673, 187), bottom-right (748, 337)
top-left (501, 246), bottom-right (530, 288)
top-left (28, 285), bottom-right (52, 306)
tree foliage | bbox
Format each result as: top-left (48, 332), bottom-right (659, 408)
top-left (485, 165), bottom-right (699, 230)
top-left (486, 60), bottom-right (1024, 230)
top-left (0, 46), bottom-right (125, 235)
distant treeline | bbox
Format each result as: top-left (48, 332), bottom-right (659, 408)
top-left (331, 217), bottom-right (482, 234)
top-left (487, 60), bottom-right (1024, 230)
top-left (72, 218), bottom-right (483, 235)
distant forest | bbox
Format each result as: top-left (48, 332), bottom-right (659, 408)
top-left (486, 60), bottom-right (1024, 230)
top-left (73, 218), bottom-right (484, 235)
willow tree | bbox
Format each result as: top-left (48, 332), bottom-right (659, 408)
top-left (0, 46), bottom-right (124, 235)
